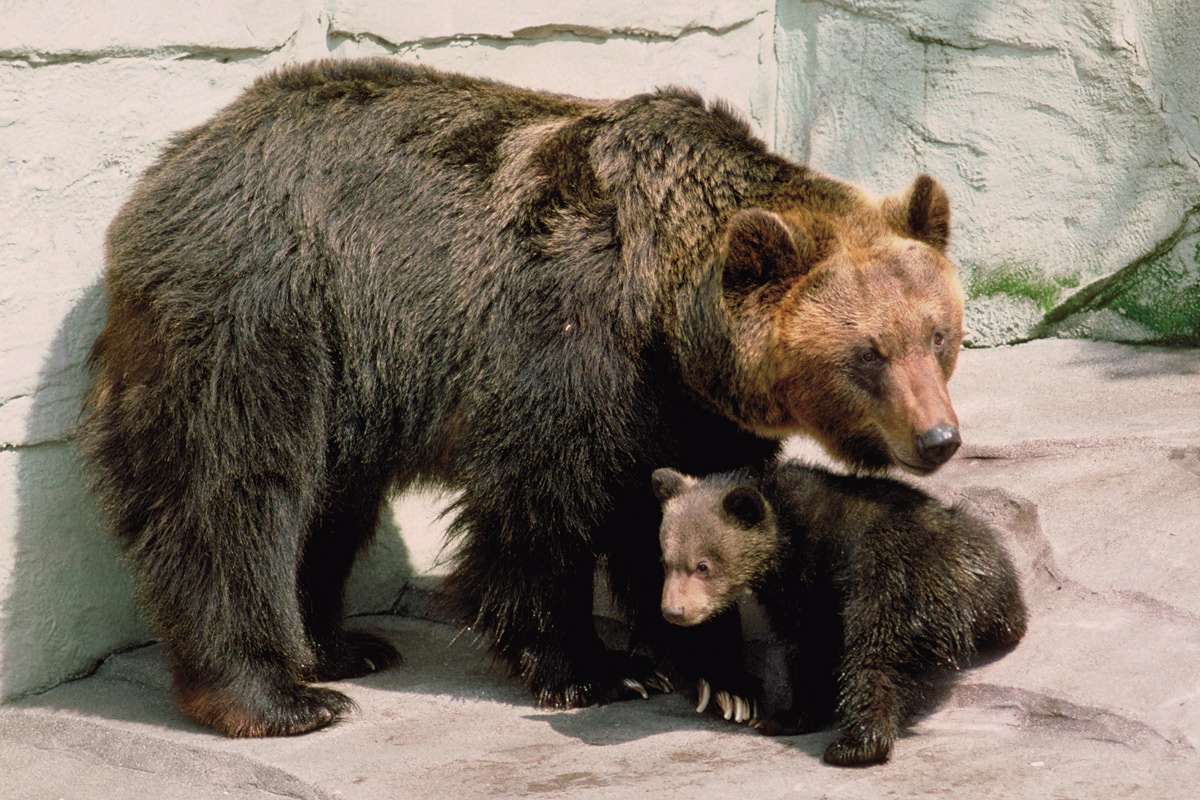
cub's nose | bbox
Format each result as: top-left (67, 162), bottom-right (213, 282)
top-left (915, 424), bottom-right (961, 467)
top-left (662, 605), bottom-right (685, 624)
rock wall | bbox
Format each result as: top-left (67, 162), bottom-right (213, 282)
top-left (776, 0), bottom-right (1200, 345)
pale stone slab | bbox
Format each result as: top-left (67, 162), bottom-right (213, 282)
top-left (0, 0), bottom-right (306, 56)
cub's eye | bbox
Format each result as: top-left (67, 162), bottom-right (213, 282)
top-left (695, 561), bottom-right (710, 575)
top-left (932, 331), bottom-right (947, 349)
top-left (860, 348), bottom-right (881, 364)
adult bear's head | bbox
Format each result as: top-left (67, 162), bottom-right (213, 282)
top-left (717, 174), bottom-right (964, 475)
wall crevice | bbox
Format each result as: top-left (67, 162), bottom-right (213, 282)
top-left (327, 12), bottom-right (770, 55)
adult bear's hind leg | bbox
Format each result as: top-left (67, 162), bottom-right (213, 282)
top-left (82, 304), bottom-right (357, 737)
top-left (147, 478), bottom-right (353, 737)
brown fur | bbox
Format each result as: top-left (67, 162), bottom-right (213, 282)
top-left (720, 188), bottom-right (965, 472)
top-left (653, 462), bottom-right (1026, 766)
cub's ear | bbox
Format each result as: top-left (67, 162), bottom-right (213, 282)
top-left (720, 208), bottom-right (815, 294)
top-left (883, 174), bottom-right (950, 252)
top-left (651, 468), bottom-right (692, 502)
top-left (721, 486), bottom-right (768, 528)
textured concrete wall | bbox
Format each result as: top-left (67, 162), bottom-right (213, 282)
top-left (0, 1), bottom-right (775, 701)
top-left (776, 0), bottom-right (1200, 345)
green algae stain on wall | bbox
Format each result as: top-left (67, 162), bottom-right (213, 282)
top-left (963, 261), bottom-right (1080, 313)
top-left (1039, 212), bottom-right (1200, 346)
top-left (1116, 235), bottom-right (1200, 342)
top-left (958, 261), bottom-right (1081, 347)
top-left (961, 208), bottom-right (1200, 347)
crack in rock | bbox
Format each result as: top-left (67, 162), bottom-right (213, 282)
top-left (1039, 202), bottom-right (1200, 331)
top-left (327, 13), bottom-right (768, 53)
top-left (908, 31), bottom-right (987, 52)
top-left (956, 437), bottom-right (1168, 461)
top-left (944, 683), bottom-right (1190, 752)
top-left (0, 45), bottom-right (281, 67)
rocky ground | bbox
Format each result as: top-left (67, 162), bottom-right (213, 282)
top-left (3, 338), bottom-right (1198, 799)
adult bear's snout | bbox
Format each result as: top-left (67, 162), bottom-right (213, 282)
top-left (915, 424), bottom-right (961, 466)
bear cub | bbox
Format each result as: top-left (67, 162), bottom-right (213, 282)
top-left (652, 461), bottom-right (1027, 766)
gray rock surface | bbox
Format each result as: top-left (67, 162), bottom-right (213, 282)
top-left (3, 339), bottom-right (1199, 798)
top-left (774, 0), bottom-right (1200, 345)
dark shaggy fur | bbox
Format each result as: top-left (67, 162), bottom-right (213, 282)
top-left (81, 58), bottom-right (963, 736)
top-left (653, 461), bottom-right (1027, 766)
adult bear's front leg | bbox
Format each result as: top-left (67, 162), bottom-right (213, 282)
top-left (441, 494), bottom-right (669, 708)
top-left (518, 640), bottom-right (670, 710)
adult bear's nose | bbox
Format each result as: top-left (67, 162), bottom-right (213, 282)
top-left (662, 605), bottom-right (686, 624)
top-left (915, 424), bottom-right (961, 466)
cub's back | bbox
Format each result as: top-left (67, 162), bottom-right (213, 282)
top-left (763, 461), bottom-right (1013, 578)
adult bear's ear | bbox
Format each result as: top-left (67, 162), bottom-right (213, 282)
top-left (720, 208), bottom-right (816, 294)
top-left (722, 486), bottom-right (767, 528)
top-left (883, 174), bottom-right (950, 252)
top-left (651, 468), bottom-right (692, 502)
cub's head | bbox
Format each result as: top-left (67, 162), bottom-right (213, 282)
top-left (719, 174), bottom-right (964, 475)
top-left (651, 467), bottom-right (778, 627)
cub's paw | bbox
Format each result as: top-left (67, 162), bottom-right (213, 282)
top-left (693, 678), bottom-right (759, 724)
top-left (533, 652), bottom-right (672, 710)
top-left (177, 677), bottom-right (355, 738)
top-left (314, 631), bottom-right (403, 682)
top-left (822, 731), bottom-right (893, 767)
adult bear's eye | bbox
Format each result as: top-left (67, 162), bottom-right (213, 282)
top-left (860, 348), bottom-right (882, 364)
top-left (932, 331), bottom-right (946, 349)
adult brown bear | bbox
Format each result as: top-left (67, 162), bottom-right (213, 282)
top-left (81, 58), bottom-right (965, 736)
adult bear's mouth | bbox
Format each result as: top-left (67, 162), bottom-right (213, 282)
top-left (823, 429), bottom-right (895, 474)
top-left (892, 454), bottom-right (940, 476)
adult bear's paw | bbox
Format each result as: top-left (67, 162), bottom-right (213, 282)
top-left (313, 630), bottom-right (404, 682)
top-left (822, 729), bottom-right (893, 766)
top-left (176, 673), bottom-right (356, 737)
top-left (531, 651), bottom-right (672, 709)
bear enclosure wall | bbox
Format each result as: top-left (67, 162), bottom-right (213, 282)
top-left (1, 0), bottom-right (1197, 702)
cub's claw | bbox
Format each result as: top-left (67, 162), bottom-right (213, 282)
top-left (528, 651), bottom-right (668, 708)
top-left (621, 672), bottom-right (672, 698)
top-left (647, 672), bottom-right (674, 693)
top-left (312, 630), bottom-right (402, 682)
top-left (739, 696), bottom-right (756, 722)
top-left (617, 662), bottom-right (677, 701)
top-left (694, 678), bottom-right (757, 723)
top-left (716, 690), bottom-right (733, 719)
top-left (715, 691), bottom-right (756, 722)
top-left (696, 678), bottom-right (712, 713)
top-left (622, 678), bottom-right (650, 700)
